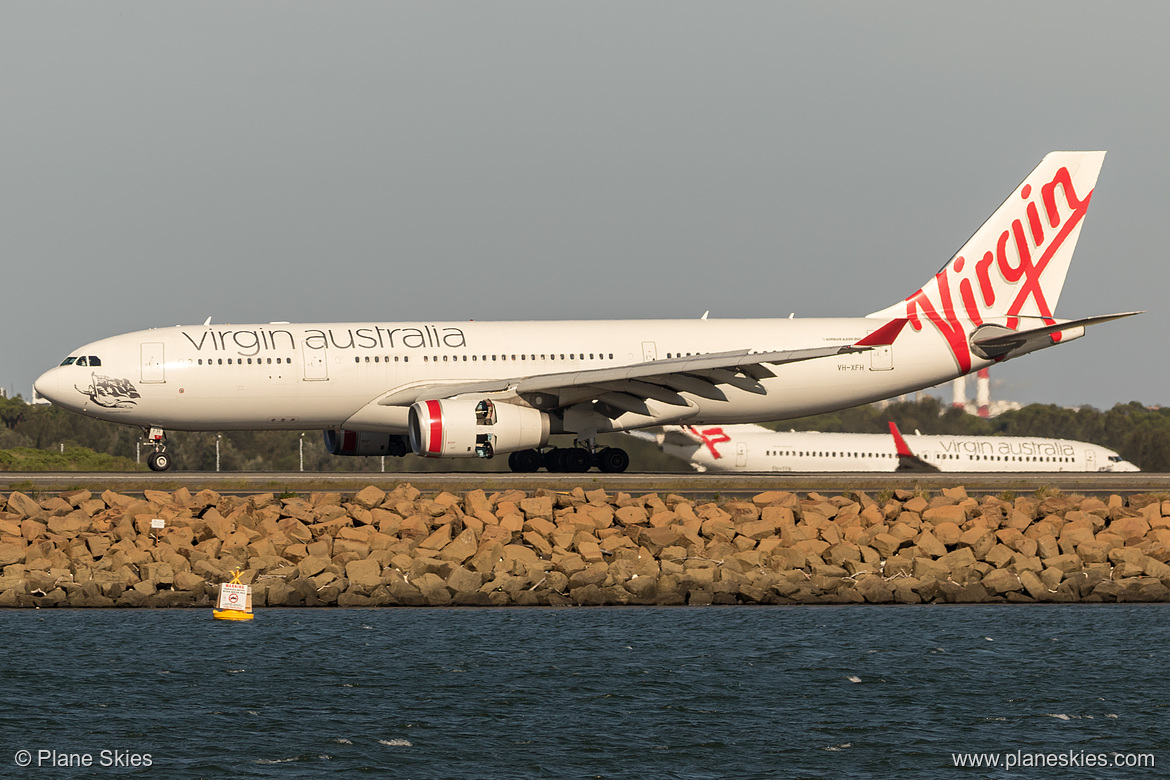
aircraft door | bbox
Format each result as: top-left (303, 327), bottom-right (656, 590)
top-left (304, 348), bottom-right (329, 381)
top-left (1086, 449), bottom-right (1097, 471)
top-left (736, 442), bottom-right (748, 467)
top-left (141, 342), bottom-right (165, 383)
top-left (868, 339), bottom-right (893, 371)
top-left (642, 341), bottom-right (657, 361)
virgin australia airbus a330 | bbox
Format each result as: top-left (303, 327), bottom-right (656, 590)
top-left (35, 152), bottom-right (1137, 473)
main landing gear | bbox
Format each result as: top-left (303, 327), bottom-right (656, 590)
top-left (144, 427), bottom-right (172, 472)
top-left (507, 445), bottom-right (630, 473)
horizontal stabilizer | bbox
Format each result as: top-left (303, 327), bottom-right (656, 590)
top-left (970, 311), bottom-right (1142, 358)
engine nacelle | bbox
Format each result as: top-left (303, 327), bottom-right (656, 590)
top-left (409, 399), bottom-right (550, 458)
top-left (323, 429), bottom-right (410, 457)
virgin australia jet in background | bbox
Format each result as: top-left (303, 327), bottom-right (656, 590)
top-left (34, 152), bottom-right (1137, 472)
top-left (632, 422), bottom-right (1139, 473)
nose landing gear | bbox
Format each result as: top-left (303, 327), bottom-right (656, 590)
top-left (144, 427), bottom-right (172, 472)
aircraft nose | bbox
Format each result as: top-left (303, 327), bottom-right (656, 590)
top-left (33, 368), bottom-right (60, 404)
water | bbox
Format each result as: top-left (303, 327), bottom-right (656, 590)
top-left (2, 606), bottom-right (1167, 779)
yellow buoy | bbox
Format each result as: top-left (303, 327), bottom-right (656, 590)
top-left (213, 568), bottom-right (255, 621)
top-left (213, 609), bottom-right (254, 621)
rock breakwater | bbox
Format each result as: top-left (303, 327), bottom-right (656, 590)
top-left (2, 485), bottom-right (1169, 607)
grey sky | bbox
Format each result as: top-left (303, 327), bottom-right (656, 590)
top-left (2, 1), bottom-right (1164, 410)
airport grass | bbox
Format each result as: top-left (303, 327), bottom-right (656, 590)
top-left (0, 446), bottom-right (143, 472)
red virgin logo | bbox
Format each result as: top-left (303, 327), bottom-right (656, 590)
top-left (688, 426), bottom-right (732, 459)
top-left (900, 166), bottom-right (1093, 373)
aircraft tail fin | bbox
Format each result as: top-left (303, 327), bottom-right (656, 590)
top-left (868, 151), bottom-right (1106, 372)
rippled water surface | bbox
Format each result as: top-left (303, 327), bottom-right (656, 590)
top-left (2, 606), bottom-right (1168, 778)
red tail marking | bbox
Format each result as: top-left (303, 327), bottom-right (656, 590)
top-left (900, 165), bottom-right (1093, 370)
top-left (688, 426), bottom-right (731, 459)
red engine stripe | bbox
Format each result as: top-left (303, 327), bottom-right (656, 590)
top-left (426, 399), bottom-right (443, 455)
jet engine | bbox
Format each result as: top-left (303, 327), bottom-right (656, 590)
top-left (323, 429), bottom-right (410, 457)
top-left (409, 398), bottom-right (549, 458)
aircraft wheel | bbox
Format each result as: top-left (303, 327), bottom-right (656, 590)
top-left (147, 451), bottom-right (171, 472)
top-left (564, 448), bottom-right (592, 473)
top-left (544, 448), bottom-right (565, 472)
top-left (596, 447), bottom-right (630, 473)
top-left (509, 449), bottom-right (543, 473)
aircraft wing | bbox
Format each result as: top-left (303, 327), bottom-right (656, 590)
top-left (377, 318), bottom-right (909, 412)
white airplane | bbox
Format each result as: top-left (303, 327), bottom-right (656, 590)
top-left (631, 422), bottom-right (1140, 473)
top-left (34, 152), bottom-right (1137, 473)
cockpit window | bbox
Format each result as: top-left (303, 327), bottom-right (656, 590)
top-left (1109, 455), bottom-right (1122, 462)
top-left (60, 357), bottom-right (77, 366)
top-left (76, 356), bottom-right (88, 366)
top-left (88, 356), bottom-right (102, 366)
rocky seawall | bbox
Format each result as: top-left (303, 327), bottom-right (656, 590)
top-left (2, 485), bottom-right (1169, 608)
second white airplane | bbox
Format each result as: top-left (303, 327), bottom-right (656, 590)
top-left (34, 152), bottom-right (1136, 472)
top-left (631, 422), bottom-right (1140, 473)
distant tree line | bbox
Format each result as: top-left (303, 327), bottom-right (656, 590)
top-left (1, 394), bottom-right (1167, 472)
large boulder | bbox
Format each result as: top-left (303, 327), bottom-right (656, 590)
top-left (438, 528), bottom-right (478, 564)
top-left (345, 558), bottom-right (384, 590)
top-left (981, 569), bottom-right (1023, 595)
top-left (351, 486), bottom-right (387, 510)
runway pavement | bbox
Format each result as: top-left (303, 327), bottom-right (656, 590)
top-left (4, 471), bottom-right (1169, 497)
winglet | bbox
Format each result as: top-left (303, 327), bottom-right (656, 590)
top-left (888, 421), bottom-right (915, 458)
top-left (888, 421), bottom-right (940, 472)
top-left (855, 318), bottom-right (908, 347)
